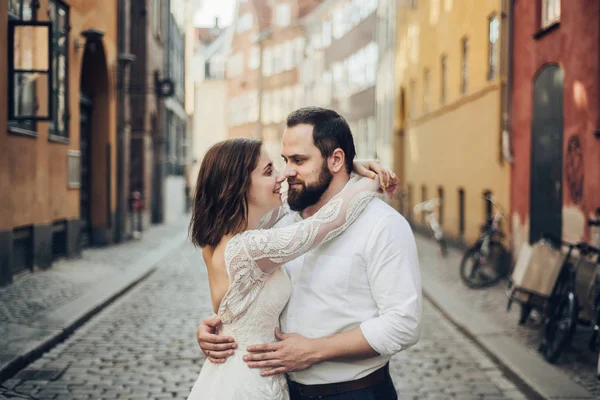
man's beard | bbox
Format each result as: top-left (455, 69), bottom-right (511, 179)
top-left (287, 162), bottom-right (333, 212)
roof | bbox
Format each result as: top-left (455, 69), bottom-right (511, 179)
top-left (196, 27), bottom-right (221, 45)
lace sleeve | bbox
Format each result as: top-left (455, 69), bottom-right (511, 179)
top-left (257, 192), bottom-right (290, 229)
top-left (218, 177), bottom-right (378, 323)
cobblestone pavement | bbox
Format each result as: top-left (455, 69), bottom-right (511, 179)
top-left (0, 239), bottom-right (530, 400)
top-left (415, 234), bottom-right (600, 398)
top-left (0, 217), bottom-right (191, 327)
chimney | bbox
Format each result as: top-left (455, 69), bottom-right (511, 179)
top-left (214, 17), bottom-right (220, 29)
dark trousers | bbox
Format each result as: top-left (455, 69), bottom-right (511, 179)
top-left (287, 373), bottom-right (397, 400)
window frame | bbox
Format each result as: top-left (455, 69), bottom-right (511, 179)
top-left (440, 54), bottom-right (447, 105)
top-left (422, 68), bottom-right (430, 113)
top-left (460, 37), bottom-right (469, 95)
top-left (7, 0), bottom-right (41, 136)
top-left (541, 0), bottom-right (561, 29)
top-left (48, 0), bottom-right (70, 140)
top-left (487, 14), bottom-right (499, 81)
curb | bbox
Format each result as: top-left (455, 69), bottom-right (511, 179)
top-left (0, 231), bottom-right (188, 383)
top-left (418, 235), bottom-right (594, 400)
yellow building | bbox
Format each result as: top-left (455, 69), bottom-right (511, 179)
top-left (394, 0), bottom-right (511, 245)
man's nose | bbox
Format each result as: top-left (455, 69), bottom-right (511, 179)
top-left (284, 164), bottom-right (296, 178)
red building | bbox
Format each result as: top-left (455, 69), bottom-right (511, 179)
top-left (510, 0), bottom-right (600, 253)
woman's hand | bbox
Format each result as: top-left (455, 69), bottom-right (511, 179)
top-left (353, 159), bottom-right (399, 199)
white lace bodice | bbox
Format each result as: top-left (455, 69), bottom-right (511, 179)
top-left (187, 177), bottom-right (378, 400)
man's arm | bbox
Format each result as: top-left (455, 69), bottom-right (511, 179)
top-left (245, 214), bottom-right (422, 376)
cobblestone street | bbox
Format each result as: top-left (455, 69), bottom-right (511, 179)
top-left (0, 238), bottom-right (532, 400)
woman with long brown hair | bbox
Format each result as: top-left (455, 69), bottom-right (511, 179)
top-left (186, 138), bottom-right (390, 399)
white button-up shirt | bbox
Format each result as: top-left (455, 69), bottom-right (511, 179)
top-left (277, 197), bottom-right (422, 385)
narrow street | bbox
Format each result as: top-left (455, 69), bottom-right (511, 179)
top-left (1, 241), bottom-right (531, 400)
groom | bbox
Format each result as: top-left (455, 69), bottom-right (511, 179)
top-left (197, 107), bottom-right (422, 399)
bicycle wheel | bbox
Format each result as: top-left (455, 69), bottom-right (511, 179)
top-left (460, 242), bottom-right (508, 289)
top-left (540, 291), bottom-right (578, 363)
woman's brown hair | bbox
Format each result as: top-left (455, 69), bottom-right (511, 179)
top-left (189, 138), bottom-right (262, 247)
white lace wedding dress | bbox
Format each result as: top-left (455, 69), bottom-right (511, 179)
top-left (187, 177), bottom-right (377, 400)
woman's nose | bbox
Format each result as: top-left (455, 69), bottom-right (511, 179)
top-left (276, 170), bottom-right (286, 183)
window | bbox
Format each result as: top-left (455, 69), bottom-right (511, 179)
top-left (152, 0), bottom-right (164, 40)
top-left (542, 0), bottom-right (560, 28)
top-left (438, 187), bottom-right (444, 226)
top-left (460, 37), bottom-right (468, 95)
top-left (322, 19), bottom-right (331, 47)
top-left (227, 53), bottom-right (244, 78)
top-left (237, 13), bottom-right (252, 33)
top-left (421, 185), bottom-right (427, 223)
top-left (262, 47), bottom-right (272, 76)
top-left (273, 45), bottom-right (282, 74)
top-left (49, 0), bottom-right (69, 138)
top-left (483, 190), bottom-right (493, 222)
top-left (8, 0), bottom-right (37, 134)
top-left (275, 4), bottom-right (291, 28)
top-left (422, 68), bottom-right (430, 113)
top-left (458, 188), bottom-right (465, 237)
top-left (283, 40), bottom-right (294, 71)
top-left (440, 55), bottom-right (447, 105)
top-left (407, 184), bottom-right (414, 222)
top-left (409, 79), bottom-right (416, 118)
top-left (488, 14), bottom-right (499, 80)
top-left (248, 45), bottom-right (260, 70)
top-left (294, 37), bottom-right (305, 65)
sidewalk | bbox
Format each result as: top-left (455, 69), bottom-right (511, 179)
top-left (0, 216), bottom-right (191, 383)
top-left (416, 233), bottom-right (597, 400)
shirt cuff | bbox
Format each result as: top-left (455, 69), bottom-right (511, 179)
top-left (360, 319), bottom-right (392, 357)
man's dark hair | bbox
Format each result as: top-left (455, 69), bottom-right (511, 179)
top-left (286, 107), bottom-right (356, 174)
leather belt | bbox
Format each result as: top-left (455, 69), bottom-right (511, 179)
top-left (289, 364), bottom-right (389, 398)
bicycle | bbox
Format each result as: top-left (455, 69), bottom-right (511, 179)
top-left (587, 209), bottom-right (600, 378)
top-left (537, 237), bottom-right (600, 363)
top-left (413, 198), bottom-right (448, 257)
top-left (460, 195), bottom-right (508, 289)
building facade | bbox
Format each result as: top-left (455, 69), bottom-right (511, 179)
top-left (189, 24), bottom-right (229, 187)
top-left (225, 0), bottom-right (265, 140)
top-left (163, 7), bottom-right (188, 223)
top-left (375, 0), bottom-right (397, 170)
top-left (1, 0), bottom-right (119, 285)
top-left (300, 0), bottom-right (379, 160)
top-left (394, 0), bottom-right (511, 245)
top-left (510, 0), bottom-right (600, 253)
top-left (129, 0), bottom-right (169, 226)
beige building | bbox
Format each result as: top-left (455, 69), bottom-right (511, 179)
top-left (189, 25), bottom-right (229, 186)
top-left (394, 0), bottom-right (511, 245)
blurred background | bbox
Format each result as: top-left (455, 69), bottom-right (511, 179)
top-left (1, 1), bottom-right (600, 399)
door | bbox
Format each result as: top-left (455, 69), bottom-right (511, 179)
top-left (79, 93), bottom-right (93, 247)
top-left (530, 65), bottom-right (564, 244)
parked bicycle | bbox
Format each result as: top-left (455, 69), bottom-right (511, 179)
top-left (536, 237), bottom-right (600, 363)
top-left (587, 209), bottom-right (600, 378)
top-left (460, 194), bottom-right (509, 289)
top-left (413, 198), bottom-right (448, 257)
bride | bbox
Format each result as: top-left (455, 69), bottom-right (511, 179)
top-left (186, 138), bottom-right (392, 399)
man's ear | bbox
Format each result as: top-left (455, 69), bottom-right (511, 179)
top-left (328, 148), bottom-right (346, 174)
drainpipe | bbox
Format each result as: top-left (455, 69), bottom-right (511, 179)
top-left (116, 0), bottom-right (125, 242)
top-left (501, 0), bottom-right (514, 164)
